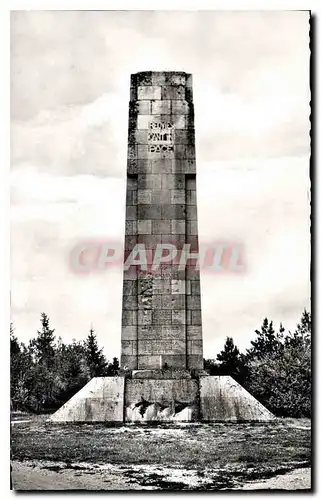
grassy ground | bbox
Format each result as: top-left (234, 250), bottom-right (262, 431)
top-left (11, 418), bottom-right (311, 490)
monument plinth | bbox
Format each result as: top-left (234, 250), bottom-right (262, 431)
top-left (51, 72), bottom-right (274, 423)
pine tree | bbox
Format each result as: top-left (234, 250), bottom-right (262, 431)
top-left (298, 309), bottom-right (311, 335)
top-left (286, 309), bottom-right (311, 348)
top-left (106, 357), bottom-right (120, 376)
top-left (246, 318), bottom-right (281, 360)
top-left (10, 323), bottom-right (21, 408)
top-left (243, 311), bottom-right (311, 417)
top-left (10, 323), bottom-right (20, 357)
top-left (55, 340), bottom-right (89, 403)
top-left (30, 313), bottom-right (56, 366)
top-left (217, 337), bottom-right (240, 365)
top-left (83, 327), bottom-right (107, 378)
top-left (217, 337), bottom-right (247, 382)
top-left (26, 313), bottom-right (60, 412)
top-left (10, 323), bottom-right (34, 411)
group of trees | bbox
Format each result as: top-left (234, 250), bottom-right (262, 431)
top-left (204, 310), bottom-right (311, 417)
top-left (11, 310), bottom-right (311, 417)
top-left (10, 313), bottom-right (119, 413)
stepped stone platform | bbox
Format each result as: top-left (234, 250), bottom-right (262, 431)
top-left (50, 374), bottom-right (274, 423)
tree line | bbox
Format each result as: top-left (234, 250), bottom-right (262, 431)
top-left (10, 313), bottom-right (119, 413)
top-left (11, 310), bottom-right (311, 417)
top-left (205, 310), bottom-right (311, 417)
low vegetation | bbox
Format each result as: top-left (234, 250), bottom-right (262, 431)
top-left (10, 310), bottom-right (311, 417)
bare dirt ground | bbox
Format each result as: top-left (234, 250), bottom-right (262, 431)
top-left (238, 468), bottom-right (311, 490)
top-left (11, 461), bottom-right (311, 491)
top-left (11, 418), bottom-right (311, 491)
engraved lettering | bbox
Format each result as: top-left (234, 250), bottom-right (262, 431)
top-left (148, 122), bottom-right (175, 153)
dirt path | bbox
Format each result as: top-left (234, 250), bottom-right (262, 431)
top-left (239, 467), bottom-right (311, 490)
top-left (11, 461), bottom-right (149, 491)
top-left (11, 461), bottom-right (311, 491)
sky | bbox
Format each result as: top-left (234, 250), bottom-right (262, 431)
top-left (10, 10), bottom-right (310, 359)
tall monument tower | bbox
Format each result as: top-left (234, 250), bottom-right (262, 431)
top-left (51, 72), bottom-right (274, 423)
top-left (121, 71), bottom-right (203, 373)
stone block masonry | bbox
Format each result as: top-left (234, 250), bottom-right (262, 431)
top-left (121, 71), bottom-right (203, 371)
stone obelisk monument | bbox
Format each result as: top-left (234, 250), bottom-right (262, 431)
top-left (51, 72), bottom-right (274, 423)
top-left (121, 71), bottom-right (203, 374)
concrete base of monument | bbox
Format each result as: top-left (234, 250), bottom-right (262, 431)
top-left (199, 376), bottom-right (274, 422)
top-left (50, 374), bottom-right (274, 423)
top-left (50, 377), bottom-right (125, 422)
top-left (125, 377), bottom-right (199, 422)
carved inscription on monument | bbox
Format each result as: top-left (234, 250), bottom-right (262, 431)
top-left (148, 122), bottom-right (174, 153)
